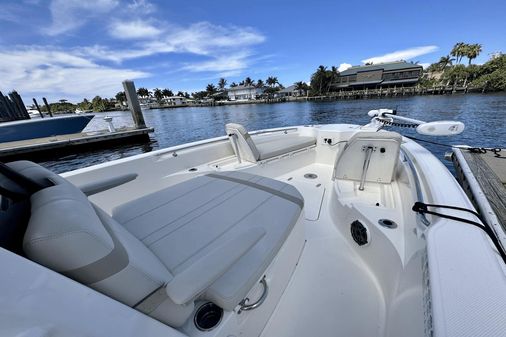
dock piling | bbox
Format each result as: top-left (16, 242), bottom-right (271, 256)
top-left (42, 97), bottom-right (53, 117)
top-left (122, 80), bottom-right (146, 129)
top-left (32, 98), bottom-right (44, 118)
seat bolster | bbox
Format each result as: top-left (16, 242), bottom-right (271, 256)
top-left (8, 160), bottom-right (68, 186)
top-left (91, 206), bottom-right (173, 307)
top-left (166, 227), bottom-right (266, 305)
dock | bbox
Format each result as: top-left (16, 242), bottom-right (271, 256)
top-left (0, 126), bottom-right (153, 161)
top-left (0, 80), bottom-right (154, 161)
top-left (452, 147), bottom-right (506, 243)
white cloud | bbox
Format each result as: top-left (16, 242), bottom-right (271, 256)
top-left (338, 63), bottom-right (352, 72)
top-left (127, 0), bottom-right (156, 14)
top-left (1, 1), bottom-right (268, 100)
top-left (109, 20), bottom-right (162, 40)
top-left (87, 21), bottom-right (266, 71)
top-left (182, 52), bottom-right (252, 76)
top-left (362, 45), bottom-right (438, 64)
top-left (0, 47), bottom-right (148, 102)
top-left (44, 0), bottom-right (118, 36)
top-left (419, 63), bottom-right (431, 69)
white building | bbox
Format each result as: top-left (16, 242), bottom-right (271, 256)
top-left (163, 96), bottom-right (189, 106)
top-left (227, 85), bottom-right (265, 101)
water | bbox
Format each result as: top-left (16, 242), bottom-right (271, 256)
top-left (40, 93), bottom-right (506, 174)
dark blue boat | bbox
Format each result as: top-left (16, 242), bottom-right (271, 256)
top-left (0, 115), bottom-right (95, 143)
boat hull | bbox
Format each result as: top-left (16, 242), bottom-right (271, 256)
top-left (0, 115), bottom-right (94, 143)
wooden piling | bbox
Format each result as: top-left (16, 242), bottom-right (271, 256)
top-left (32, 98), bottom-right (44, 118)
top-left (122, 80), bottom-right (146, 129)
top-left (42, 97), bottom-right (53, 117)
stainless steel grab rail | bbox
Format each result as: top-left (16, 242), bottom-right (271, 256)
top-left (238, 276), bottom-right (268, 313)
top-left (400, 147), bottom-right (430, 226)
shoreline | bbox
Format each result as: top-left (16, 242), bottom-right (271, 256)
top-left (144, 87), bottom-right (502, 111)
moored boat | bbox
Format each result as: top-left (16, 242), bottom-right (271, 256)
top-left (0, 109), bottom-right (504, 337)
top-left (0, 114), bottom-right (95, 143)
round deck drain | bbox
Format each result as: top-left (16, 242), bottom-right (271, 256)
top-left (350, 220), bottom-right (369, 246)
top-left (378, 219), bottom-right (397, 229)
top-left (194, 302), bottom-right (223, 331)
top-left (188, 167), bottom-right (198, 172)
top-left (304, 173), bottom-right (318, 179)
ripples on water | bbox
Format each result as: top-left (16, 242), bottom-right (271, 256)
top-left (40, 93), bottom-right (506, 173)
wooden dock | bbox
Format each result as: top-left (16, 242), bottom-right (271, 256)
top-left (452, 148), bottom-right (506, 243)
top-left (0, 126), bottom-right (153, 161)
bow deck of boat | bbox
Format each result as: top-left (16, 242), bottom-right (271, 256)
top-left (1, 123), bottom-right (506, 337)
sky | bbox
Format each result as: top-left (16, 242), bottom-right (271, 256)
top-left (0, 0), bottom-right (505, 103)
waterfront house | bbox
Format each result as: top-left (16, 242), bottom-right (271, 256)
top-left (276, 85), bottom-right (307, 98)
top-left (333, 61), bottom-right (423, 90)
top-left (227, 85), bottom-right (265, 101)
top-left (163, 96), bottom-right (188, 106)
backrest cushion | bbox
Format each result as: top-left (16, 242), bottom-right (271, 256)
top-left (24, 183), bottom-right (115, 273)
top-left (7, 160), bottom-right (68, 186)
top-left (225, 123), bottom-right (260, 162)
top-left (334, 131), bottom-right (402, 183)
top-left (20, 160), bottom-right (173, 307)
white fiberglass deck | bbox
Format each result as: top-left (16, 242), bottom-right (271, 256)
top-left (5, 123), bottom-right (502, 337)
top-left (262, 237), bottom-right (384, 337)
top-left (260, 164), bottom-right (385, 337)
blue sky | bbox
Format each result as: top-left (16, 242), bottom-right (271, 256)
top-left (1, 0), bottom-right (505, 102)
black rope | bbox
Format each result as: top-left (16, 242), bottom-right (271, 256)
top-left (376, 118), bottom-right (504, 157)
top-left (412, 202), bottom-right (506, 265)
top-left (404, 136), bottom-right (506, 159)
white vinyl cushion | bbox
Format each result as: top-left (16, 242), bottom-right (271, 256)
top-left (334, 130), bottom-right (402, 183)
top-left (113, 171), bottom-right (303, 310)
top-left (254, 134), bottom-right (317, 160)
top-left (19, 160), bottom-right (304, 327)
top-left (225, 123), bottom-right (316, 162)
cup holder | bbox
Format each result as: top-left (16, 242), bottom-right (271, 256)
top-left (378, 218), bottom-right (397, 229)
top-left (194, 302), bottom-right (223, 331)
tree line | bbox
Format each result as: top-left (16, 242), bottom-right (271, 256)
top-left (423, 42), bottom-right (505, 91)
top-left (64, 41), bottom-right (504, 112)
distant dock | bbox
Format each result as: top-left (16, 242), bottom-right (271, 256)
top-left (452, 147), bottom-right (506, 243)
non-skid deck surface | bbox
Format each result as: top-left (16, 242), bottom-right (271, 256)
top-left (261, 236), bottom-right (384, 337)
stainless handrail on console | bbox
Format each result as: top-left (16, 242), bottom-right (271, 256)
top-left (400, 147), bottom-right (430, 227)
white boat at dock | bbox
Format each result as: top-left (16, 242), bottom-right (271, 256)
top-left (0, 109), bottom-right (504, 337)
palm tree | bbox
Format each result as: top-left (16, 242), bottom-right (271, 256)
top-left (438, 55), bottom-right (455, 71)
top-left (256, 79), bottom-right (265, 88)
top-left (176, 91), bottom-right (185, 97)
top-left (244, 77), bottom-right (254, 87)
top-left (326, 66), bottom-right (339, 94)
top-left (218, 78), bottom-right (227, 90)
top-left (451, 42), bottom-right (466, 64)
top-left (316, 65), bottom-right (327, 95)
top-left (206, 84), bottom-right (217, 95)
top-left (162, 88), bottom-right (173, 97)
top-left (153, 88), bottom-right (163, 102)
top-left (294, 81), bottom-right (309, 96)
top-left (230, 82), bottom-right (238, 87)
top-left (266, 76), bottom-right (279, 87)
top-left (136, 87), bottom-right (149, 98)
top-left (466, 43), bottom-right (482, 65)
top-left (115, 91), bottom-right (126, 103)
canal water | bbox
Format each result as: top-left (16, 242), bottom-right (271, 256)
top-left (41, 93), bottom-right (506, 174)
